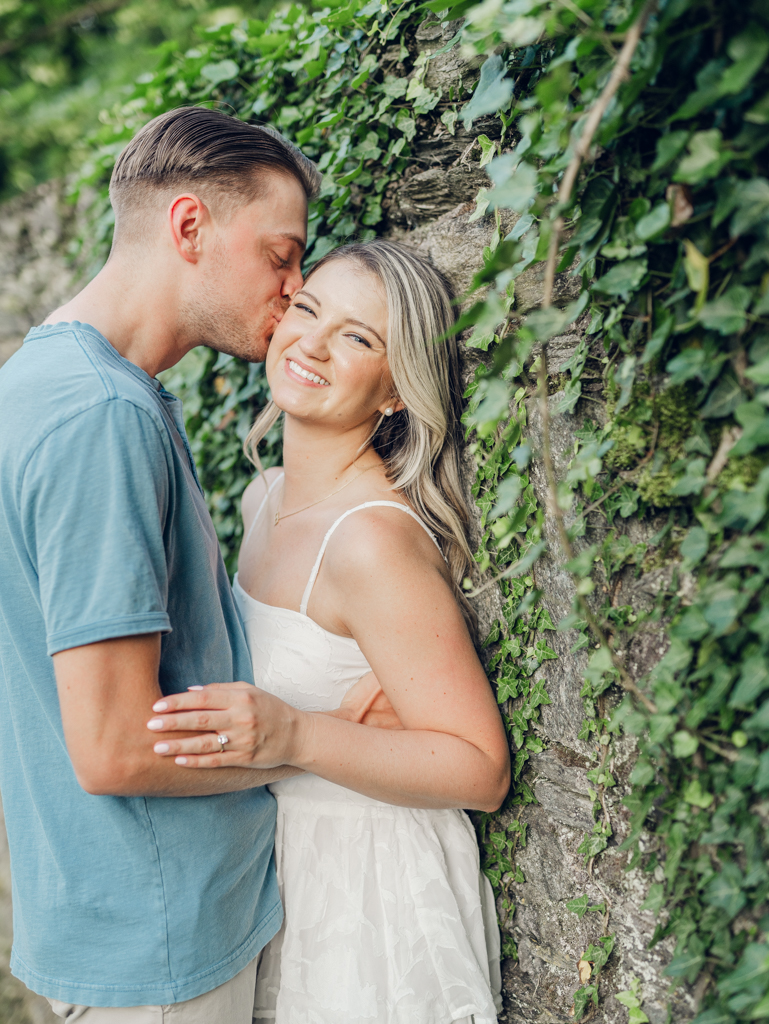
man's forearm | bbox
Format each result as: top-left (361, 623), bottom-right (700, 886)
top-left (104, 762), bottom-right (303, 798)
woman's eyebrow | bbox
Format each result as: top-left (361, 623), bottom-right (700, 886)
top-left (295, 288), bottom-right (321, 305)
top-left (346, 317), bottom-right (385, 346)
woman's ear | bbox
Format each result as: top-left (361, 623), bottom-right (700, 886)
top-left (379, 397), bottom-right (406, 416)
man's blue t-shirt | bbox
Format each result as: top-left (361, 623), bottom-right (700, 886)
top-left (0, 323), bottom-right (281, 1007)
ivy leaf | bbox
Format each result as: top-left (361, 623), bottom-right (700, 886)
top-left (675, 129), bottom-right (730, 185)
top-left (683, 239), bottom-right (710, 312)
top-left (731, 178), bottom-right (769, 237)
top-left (705, 863), bottom-right (747, 919)
top-left (669, 457), bottom-right (708, 495)
top-left (732, 404), bottom-right (769, 455)
top-left (744, 698), bottom-right (769, 734)
top-left (477, 134), bottom-right (497, 168)
top-left (487, 156), bottom-right (539, 213)
top-left (640, 883), bottom-right (665, 915)
top-left (614, 355), bottom-right (637, 412)
top-left (200, 59), bottom-right (240, 85)
top-left (698, 286), bottom-right (752, 335)
top-left (534, 640), bottom-right (558, 662)
top-left (594, 259), bottom-right (648, 299)
top-left (566, 894), bottom-right (590, 918)
top-left (665, 947), bottom-right (707, 983)
top-left (461, 54), bottom-right (514, 129)
top-left (490, 475), bottom-right (523, 519)
top-left (730, 655), bottom-right (769, 708)
top-left (699, 370), bottom-right (743, 418)
top-left (718, 943), bottom-right (769, 996)
top-left (745, 356), bottom-right (769, 385)
top-left (683, 778), bottom-right (714, 808)
top-left (635, 203), bottom-right (670, 241)
top-left (719, 28), bottom-right (769, 96)
top-left (652, 130), bottom-right (690, 172)
top-left (672, 730), bottom-right (699, 758)
top-left (680, 525), bottom-right (709, 569)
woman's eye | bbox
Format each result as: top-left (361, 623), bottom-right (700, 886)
top-left (347, 333), bottom-right (371, 349)
top-left (294, 302), bottom-right (316, 316)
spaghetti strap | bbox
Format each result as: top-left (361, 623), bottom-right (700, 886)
top-left (243, 472), bottom-right (284, 548)
top-left (299, 501), bottom-right (442, 616)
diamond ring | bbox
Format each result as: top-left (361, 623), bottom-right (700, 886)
top-left (217, 734), bottom-right (229, 753)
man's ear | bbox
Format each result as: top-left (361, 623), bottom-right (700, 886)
top-left (168, 194), bottom-right (210, 264)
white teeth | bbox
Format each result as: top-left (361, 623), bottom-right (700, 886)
top-left (289, 360), bottom-right (330, 386)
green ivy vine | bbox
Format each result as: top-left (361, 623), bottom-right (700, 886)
top-left (72, 0), bottom-right (769, 1016)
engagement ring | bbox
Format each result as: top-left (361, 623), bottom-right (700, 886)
top-left (217, 734), bottom-right (229, 752)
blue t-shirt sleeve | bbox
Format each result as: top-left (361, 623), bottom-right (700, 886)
top-left (22, 399), bottom-right (173, 655)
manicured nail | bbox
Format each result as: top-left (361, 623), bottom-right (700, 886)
top-left (188, 686), bottom-right (204, 691)
top-left (153, 701), bottom-right (168, 712)
top-left (175, 756), bottom-right (188, 765)
top-left (154, 743), bottom-right (170, 754)
top-left (147, 718), bottom-right (164, 731)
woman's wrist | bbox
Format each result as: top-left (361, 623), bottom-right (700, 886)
top-left (285, 704), bottom-right (316, 769)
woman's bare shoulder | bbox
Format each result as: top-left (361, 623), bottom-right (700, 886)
top-left (241, 467), bottom-right (284, 526)
top-left (326, 501), bottom-right (447, 581)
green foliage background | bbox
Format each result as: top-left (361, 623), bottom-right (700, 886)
top-left (0, 0), bottom-right (275, 200)
top-left (70, 0), bottom-right (769, 1016)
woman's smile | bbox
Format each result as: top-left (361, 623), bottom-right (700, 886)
top-left (285, 357), bottom-right (331, 387)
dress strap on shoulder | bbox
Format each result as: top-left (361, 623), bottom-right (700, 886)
top-left (243, 472), bottom-right (284, 547)
top-left (299, 501), bottom-right (442, 616)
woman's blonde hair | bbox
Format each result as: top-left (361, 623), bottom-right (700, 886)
top-left (245, 239), bottom-right (476, 630)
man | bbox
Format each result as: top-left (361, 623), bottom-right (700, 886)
top-left (0, 106), bottom-right (389, 1022)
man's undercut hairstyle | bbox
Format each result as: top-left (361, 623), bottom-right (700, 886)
top-left (109, 106), bottom-right (321, 243)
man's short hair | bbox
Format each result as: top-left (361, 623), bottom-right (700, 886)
top-left (109, 106), bottom-right (321, 242)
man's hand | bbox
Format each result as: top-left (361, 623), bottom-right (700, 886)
top-left (333, 671), bottom-right (404, 730)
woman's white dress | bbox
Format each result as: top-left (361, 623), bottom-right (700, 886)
top-left (233, 478), bottom-right (502, 1024)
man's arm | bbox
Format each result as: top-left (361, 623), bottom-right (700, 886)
top-left (53, 633), bottom-right (299, 797)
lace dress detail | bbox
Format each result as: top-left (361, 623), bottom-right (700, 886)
top-left (234, 477), bottom-right (502, 1024)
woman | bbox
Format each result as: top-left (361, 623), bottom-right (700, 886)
top-left (149, 240), bottom-right (510, 1023)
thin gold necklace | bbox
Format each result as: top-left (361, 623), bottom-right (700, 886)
top-left (274, 464), bottom-right (376, 526)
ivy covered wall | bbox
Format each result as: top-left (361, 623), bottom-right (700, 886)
top-left (12, 0), bottom-right (769, 1019)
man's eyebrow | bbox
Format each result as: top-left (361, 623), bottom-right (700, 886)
top-left (276, 232), bottom-right (307, 252)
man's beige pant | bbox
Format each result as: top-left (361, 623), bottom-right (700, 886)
top-left (47, 956), bottom-right (257, 1023)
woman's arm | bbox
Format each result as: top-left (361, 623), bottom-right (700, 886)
top-left (150, 509), bottom-right (510, 811)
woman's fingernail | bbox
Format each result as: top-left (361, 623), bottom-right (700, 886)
top-left (147, 719), bottom-right (164, 731)
top-left (153, 701), bottom-right (168, 712)
top-left (188, 686), bottom-right (204, 691)
top-left (175, 757), bottom-right (188, 765)
top-left (154, 743), bottom-right (170, 754)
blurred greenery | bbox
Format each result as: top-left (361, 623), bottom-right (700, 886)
top-left (0, 0), bottom-right (275, 201)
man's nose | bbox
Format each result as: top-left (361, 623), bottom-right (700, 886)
top-left (282, 265), bottom-right (304, 300)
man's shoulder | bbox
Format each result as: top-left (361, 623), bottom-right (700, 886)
top-left (0, 323), bottom-right (167, 463)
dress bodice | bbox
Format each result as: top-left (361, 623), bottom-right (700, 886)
top-left (233, 577), bottom-right (371, 713)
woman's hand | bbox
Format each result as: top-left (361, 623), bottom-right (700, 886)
top-left (147, 672), bottom-right (401, 769)
top-left (147, 682), bottom-right (308, 769)
top-left (330, 671), bottom-right (404, 730)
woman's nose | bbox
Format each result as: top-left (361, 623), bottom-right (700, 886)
top-left (297, 329), bottom-right (329, 359)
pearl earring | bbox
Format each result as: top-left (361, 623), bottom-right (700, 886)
top-left (384, 407), bottom-right (394, 417)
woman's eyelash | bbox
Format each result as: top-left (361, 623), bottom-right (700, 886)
top-left (348, 334), bottom-right (371, 348)
top-left (294, 302), bottom-right (316, 315)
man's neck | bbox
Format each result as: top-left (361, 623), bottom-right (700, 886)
top-left (44, 253), bottom-right (191, 378)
